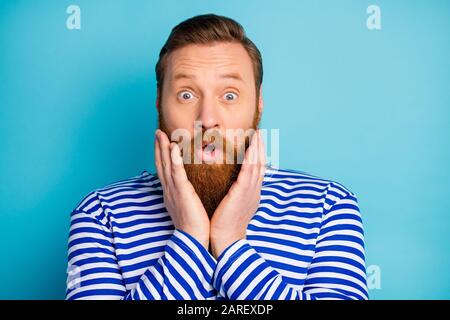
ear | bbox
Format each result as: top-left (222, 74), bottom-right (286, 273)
top-left (258, 86), bottom-right (264, 113)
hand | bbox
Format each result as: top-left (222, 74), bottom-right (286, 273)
top-left (155, 129), bottom-right (210, 249)
top-left (210, 130), bottom-right (266, 258)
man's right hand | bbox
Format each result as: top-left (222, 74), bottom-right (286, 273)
top-left (155, 129), bottom-right (210, 249)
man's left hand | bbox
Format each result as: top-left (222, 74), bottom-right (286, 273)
top-left (210, 130), bottom-right (266, 258)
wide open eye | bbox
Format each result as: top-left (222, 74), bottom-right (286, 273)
top-left (178, 90), bottom-right (195, 101)
top-left (223, 92), bottom-right (238, 101)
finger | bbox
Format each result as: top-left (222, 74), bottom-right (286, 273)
top-left (158, 130), bottom-right (173, 187)
top-left (154, 130), bottom-right (166, 188)
top-left (258, 130), bottom-right (266, 165)
top-left (257, 130), bottom-right (266, 183)
top-left (244, 130), bottom-right (258, 166)
top-left (250, 130), bottom-right (261, 182)
top-left (249, 130), bottom-right (259, 176)
top-left (170, 142), bottom-right (189, 185)
top-left (238, 131), bottom-right (258, 186)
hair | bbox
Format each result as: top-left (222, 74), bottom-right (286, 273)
top-left (155, 14), bottom-right (263, 98)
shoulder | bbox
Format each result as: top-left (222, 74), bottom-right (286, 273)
top-left (263, 166), bottom-right (359, 211)
top-left (71, 171), bottom-right (162, 221)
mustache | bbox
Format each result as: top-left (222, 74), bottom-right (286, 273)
top-left (171, 128), bottom-right (253, 165)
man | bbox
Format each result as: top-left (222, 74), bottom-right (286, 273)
top-left (66, 14), bottom-right (368, 300)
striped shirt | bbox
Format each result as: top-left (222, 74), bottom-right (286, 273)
top-left (66, 166), bottom-right (368, 300)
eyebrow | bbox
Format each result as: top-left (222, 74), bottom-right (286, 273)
top-left (173, 73), bottom-right (196, 81)
top-left (172, 72), bottom-right (244, 82)
top-left (219, 73), bottom-right (244, 82)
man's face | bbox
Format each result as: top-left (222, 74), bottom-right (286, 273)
top-left (157, 41), bottom-right (263, 217)
top-left (159, 41), bottom-right (261, 152)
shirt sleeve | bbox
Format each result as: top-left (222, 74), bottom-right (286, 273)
top-left (212, 194), bottom-right (369, 300)
top-left (66, 210), bottom-right (217, 300)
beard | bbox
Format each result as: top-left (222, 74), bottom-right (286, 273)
top-left (184, 161), bottom-right (241, 219)
top-left (158, 102), bottom-right (260, 219)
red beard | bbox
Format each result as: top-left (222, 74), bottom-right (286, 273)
top-left (159, 124), bottom-right (248, 218)
top-left (158, 105), bottom-right (260, 218)
top-left (184, 162), bottom-right (241, 218)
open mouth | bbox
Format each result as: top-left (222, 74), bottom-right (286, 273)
top-left (202, 142), bottom-right (216, 154)
top-left (197, 141), bottom-right (219, 162)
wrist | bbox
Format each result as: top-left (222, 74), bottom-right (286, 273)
top-left (210, 233), bottom-right (245, 259)
top-left (177, 227), bottom-right (209, 249)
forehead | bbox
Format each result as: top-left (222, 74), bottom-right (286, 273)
top-left (165, 42), bottom-right (254, 83)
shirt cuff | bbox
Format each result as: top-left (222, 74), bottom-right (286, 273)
top-left (213, 238), bottom-right (270, 299)
top-left (166, 229), bottom-right (218, 298)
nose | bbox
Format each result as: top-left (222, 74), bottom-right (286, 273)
top-left (197, 95), bottom-right (220, 130)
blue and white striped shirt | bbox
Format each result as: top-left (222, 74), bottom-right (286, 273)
top-left (66, 166), bottom-right (368, 300)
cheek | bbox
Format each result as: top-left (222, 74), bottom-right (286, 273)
top-left (224, 102), bottom-right (257, 129)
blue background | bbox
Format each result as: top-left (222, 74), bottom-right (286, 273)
top-left (1, 0), bottom-right (449, 299)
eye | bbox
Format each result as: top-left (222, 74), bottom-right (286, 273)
top-left (223, 92), bottom-right (238, 101)
top-left (178, 90), bottom-right (195, 101)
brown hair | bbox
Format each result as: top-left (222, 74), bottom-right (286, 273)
top-left (155, 14), bottom-right (263, 97)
